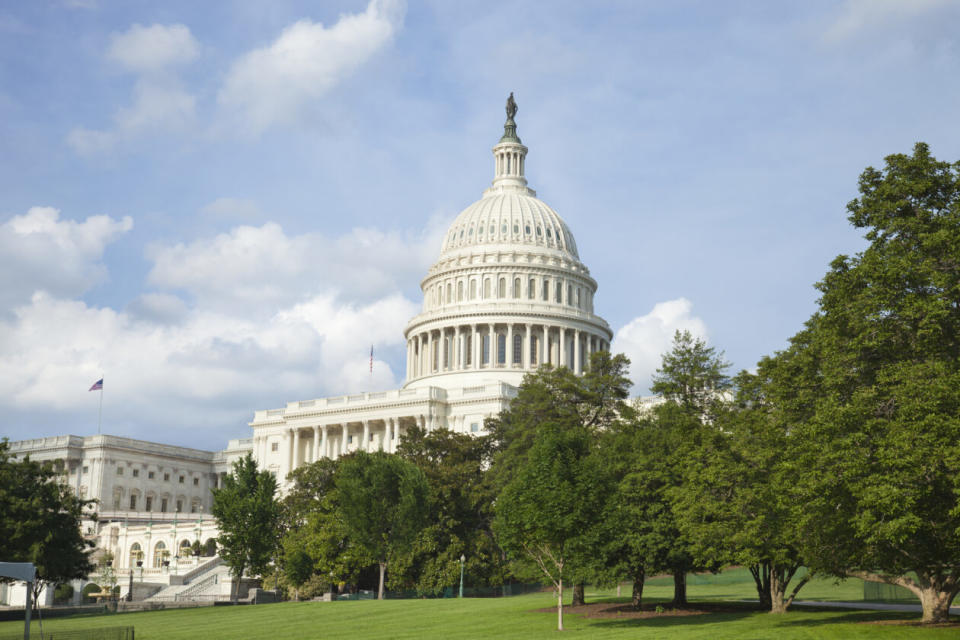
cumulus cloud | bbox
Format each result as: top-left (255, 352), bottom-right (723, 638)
top-left (0, 206), bottom-right (132, 314)
top-left (68, 23), bottom-right (199, 155)
top-left (612, 298), bottom-right (709, 394)
top-left (146, 219), bottom-right (441, 312)
top-left (106, 23), bottom-right (199, 72)
top-left (218, 0), bottom-right (405, 134)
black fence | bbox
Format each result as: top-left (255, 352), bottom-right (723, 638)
top-left (0, 626), bottom-right (134, 640)
top-left (335, 582), bottom-right (544, 600)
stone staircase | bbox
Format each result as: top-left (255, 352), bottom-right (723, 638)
top-left (144, 557), bottom-right (229, 602)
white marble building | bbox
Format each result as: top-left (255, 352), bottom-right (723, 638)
top-left (2, 102), bottom-right (614, 604)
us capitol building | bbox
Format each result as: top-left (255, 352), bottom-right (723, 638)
top-left (3, 98), bottom-right (613, 605)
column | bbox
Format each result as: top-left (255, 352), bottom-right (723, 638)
top-left (507, 324), bottom-right (514, 368)
top-left (427, 331), bottom-right (434, 374)
top-left (406, 340), bottom-right (412, 380)
top-left (473, 324), bottom-right (480, 369)
top-left (362, 421), bottom-right (370, 452)
top-left (341, 424), bottom-right (348, 456)
top-left (454, 326), bottom-right (461, 370)
top-left (439, 328), bottom-right (447, 372)
top-left (321, 425), bottom-right (328, 459)
top-left (292, 429), bottom-right (300, 471)
top-left (392, 418), bottom-right (399, 453)
top-left (313, 426), bottom-right (320, 462)
top-left (542, 325), bottom-right (549, 365)
top-left (559, 327), bottom-right (567, 368)
top-left (523, 324), bottom-right (531, 369)
top-left (574, 329), bottom-right (581, 374)
top-left (488, 324), bottom-right (495, 367)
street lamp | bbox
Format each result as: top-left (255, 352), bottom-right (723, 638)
top-left (459, 554), bottom-right (465, 599)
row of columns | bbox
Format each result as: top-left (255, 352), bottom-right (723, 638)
top-left (407, 324), bottom-right (609, 380)
top-left (273, 414), bottom-right (446, 473)
top-left (496, 149), bottom-right (524, 177)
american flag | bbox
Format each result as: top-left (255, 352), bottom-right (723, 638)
top-left (89, 378), bottom-right (103, 391)
top-left (369, 345), bottom-right (374, 373)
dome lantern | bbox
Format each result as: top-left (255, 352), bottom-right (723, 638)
top-left (486, 92), bottom-right (535, 198)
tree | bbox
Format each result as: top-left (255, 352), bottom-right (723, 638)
top-left (0, 440), bottom-right (95, 606)
top-left (493, 420), bottom-right (610, 631)
top-left (789, 143), bottom-right (960, 623)
top-left (212, 453), bottom-right (281, 601)
top-left (670, 366), bottom-right (811, 613)
top-left (647, 331), bottom-right (732, 606)
top-left (394, 426), bottom-right (505, 595)
top-left (335, 451), bottom-right (431, 599)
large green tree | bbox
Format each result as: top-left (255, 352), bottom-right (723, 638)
top-left (212, 453), bottom-right (281, 601)
top-left (335, 451), bottom-right (431, 599)
top-left (0, 441), bottom-right (95, 605)
top-left (789, 143), bottom-right (960, 623)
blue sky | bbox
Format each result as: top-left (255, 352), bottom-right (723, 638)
top-left (2, 0), bottom-right (959, 450)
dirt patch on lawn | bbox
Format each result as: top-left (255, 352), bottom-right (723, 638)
top-left (533, 602), bottom-right (753, 620)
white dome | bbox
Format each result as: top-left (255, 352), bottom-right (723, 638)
top-left (440, 192), bottom-right (579, 260)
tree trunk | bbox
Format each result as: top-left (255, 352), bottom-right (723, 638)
top-left (572, 582), bottom-right (585, 606)
top-left (557, 579), bottom-right (564, 631)
top-left (672, 570), bottom-right (687, 607)
top-left (378, 561), bottom-right (386, 600)
top-left (769, 565), bottom-right (809, 614)
top-left (918, 588), bottom-right (956, 624)
top-left (231, 564), bottom-right (244, 602)
top-left (849, 570), bottom-right (960, 624)
top-left (749, 563), bottom-right (772, 610)
top-left (631, 569), bottom-right (645, 611)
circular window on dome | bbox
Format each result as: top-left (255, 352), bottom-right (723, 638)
top-left (536, 226), bottom-right (542, 236)
top-left (513, 224), bottom-right (519, 234)
top-left (525, 225), bottom-right (531, 234)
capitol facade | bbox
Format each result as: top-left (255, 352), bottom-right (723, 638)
top-left (3, 100), bottom-right (613, 606)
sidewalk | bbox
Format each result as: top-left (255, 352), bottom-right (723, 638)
top-left (790, 600), bottom-right (960, 615)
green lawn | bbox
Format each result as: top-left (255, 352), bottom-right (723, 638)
top-left (2, 574), bottom-right (954, 640)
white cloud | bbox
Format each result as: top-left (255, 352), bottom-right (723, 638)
top-left (146, 219), bottom-right (441, 312)
top-left (107, 23), bottom-right (199, 73)
top-left (612, 298), bottom-right (709, 394)
top-left (824, 0), bottom-right (957, 42)
top-left (218, 0), bottom-right (405, 134)
top-left (68, 24), bottom-right (199, 155)
top-left (200, 197), bottom-right (262, 221)
top-left (0, 207), bottom-right (132, 314)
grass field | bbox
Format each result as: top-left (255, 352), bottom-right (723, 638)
top-left (3, 570), bottom-right (953, 640)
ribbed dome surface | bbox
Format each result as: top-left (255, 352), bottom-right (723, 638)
top-left (440, 192), bottom-right (579, 259)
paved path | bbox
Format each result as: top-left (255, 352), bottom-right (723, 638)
top-left (789, 600), bottom-right (960, 615)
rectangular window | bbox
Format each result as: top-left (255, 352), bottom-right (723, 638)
top-left (117, 467), bottom-right (124, 476)
top-left (82, 466), bottom-right (89, 474)
top-left (513, 334), bottom-right (523, 364)
top-left (271, 442), bottom-right (279, 452)
top-left (465, 335), bottom-right (472, 365)
top-left (348, 435), bottom-right (354, 444)
top-left (164, 473), bottom-right (170, 482)
top-left (568, 284), bottom-right (573, 305)
top-left (129, 495), bottom-right (137, 510)
top-left (556, 282), bottom-right (563, 303)
top-left (133, 469), bottom-right (140, 478)
top-left (193, 477), bottom-right (199, 486)
top-left (148, 471), bottom-right (155, 479)
top-left (529, 278), bottom-right (535, 299)
top-left (482, 335), bottom-right (490, 365)
top-left (497, 334), bottom-right (506, 364)
top-left (145, 497), bottom-right (153, 511)
top-left (176, 500), bottom-right (183, 513)
top-left (179, 476), bottom-right (185, 484)
top-left (161, 498), bottom-right (168, 512)
top-left (191, 503), bottom-right (198, 513)
top-left (470, 422), bottom-right (480, 433)
top-left (542, 279), bottom-right (549, 301)
top-left (530, 336), bottom-right (538, 365)
top-left (369, 433), bottom-right (375, 442)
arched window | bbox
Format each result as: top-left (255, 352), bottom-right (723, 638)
top-left (153, 541), bottom-right (168, 569)
top-left (530, 336), bottom-right (538, 365)
top-left (129, 543), bottom-right (143, 568)
top-left (542, 279), bottom-right (549, 301)
top-left (498, 278), bottom-right (506, 298)
top-left (482, 335), bottom-right (490, 365)
top-left (457, 281), bottom-right (464, 301)
top-left (483, 279), bottom-right (491, 299)
top-left (556, 282), bottom-right (563, 303)
top-left (528, 278), bottom-right (535, 299)
top-left (497, 334), bottom-right (506, 365)
top-left (525, 224), bottom-right (531, 235)
top-left (179, 539), bottom-right (192, 556)
top-left (568, 284), bottom-right (573, 306)
top-left (513, 334), bottom-right (522, 364)
top-left (513, 278), bottom-right (521, 299)
top-left (469, 280), bottom-right (477, 299)
top-left (513, 224), bottom-right (519, 234)
top-left (446, 283), bottom-right (452, 303)
top-left (465, 334), bottom-right (472, 366)
top-left (576, 288), bottom-right (582, 308)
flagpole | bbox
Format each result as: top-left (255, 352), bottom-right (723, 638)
top-left (97, 376), bottom-right (103, 435)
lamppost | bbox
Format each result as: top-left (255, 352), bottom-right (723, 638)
top-left (459, 554), bottom-right (465, 599)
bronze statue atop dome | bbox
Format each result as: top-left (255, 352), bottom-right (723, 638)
top-left (506, 92), bottom-right (517, 121)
